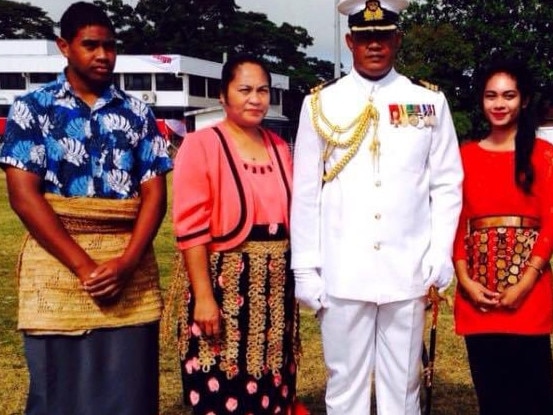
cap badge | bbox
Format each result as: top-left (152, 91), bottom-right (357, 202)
top-left (364, 1), bottom-right (384, 21)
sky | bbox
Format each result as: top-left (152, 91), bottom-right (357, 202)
top-left (18, 0), bottom-right (352, 71)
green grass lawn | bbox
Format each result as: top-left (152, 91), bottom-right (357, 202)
top-left (0, 171), bottom-right (479, 415)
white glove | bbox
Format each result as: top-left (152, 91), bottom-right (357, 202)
top-left (423, 257), bottom-right (454, 292)
top-left (294, 268), bottom-right (325, 312)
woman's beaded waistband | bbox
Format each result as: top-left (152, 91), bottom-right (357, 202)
top-left (469, 215), bottom-right (540, 231)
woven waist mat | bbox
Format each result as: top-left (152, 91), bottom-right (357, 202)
top-left (17, 195), bottom-right (162, 331)
top-left (45, 193), bottom-right (139, 233)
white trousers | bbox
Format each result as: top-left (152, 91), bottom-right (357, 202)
top-left (320, 296), bottom-right (426, 415)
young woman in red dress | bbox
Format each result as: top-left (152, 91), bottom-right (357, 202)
top-left (453, 59), bottom-right (553, 415)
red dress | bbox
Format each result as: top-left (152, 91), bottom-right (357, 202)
top-left (453, 139), bottom-right (553, 335)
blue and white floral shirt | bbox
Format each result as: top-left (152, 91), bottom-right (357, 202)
top-left (0, 73), bottom-right (173, 199)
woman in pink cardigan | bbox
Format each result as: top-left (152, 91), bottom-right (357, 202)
top-left (172, 54), bottom-right (305, 415)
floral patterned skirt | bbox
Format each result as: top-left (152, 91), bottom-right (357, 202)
top-left (178, 225), bottom-right (300, 415)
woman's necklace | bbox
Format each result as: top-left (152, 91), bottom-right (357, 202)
top-left (225, 122), bottom-right (269, 163)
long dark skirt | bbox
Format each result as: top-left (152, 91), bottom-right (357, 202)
top-left (24, 322), bottom-right (159, 415)
top-left (180, 226), bottom-right (300, 415)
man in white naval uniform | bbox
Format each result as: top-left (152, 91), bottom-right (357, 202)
top-left (290, 0), bottom-right (463, 414)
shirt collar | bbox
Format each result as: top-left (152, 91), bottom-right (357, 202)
top-left (53, 71), bottom-right (125, 104)
top-left (351, 67), bottom-right (399, 96)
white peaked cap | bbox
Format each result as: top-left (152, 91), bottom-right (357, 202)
top-left (337, 0), bottom-right (410, 16)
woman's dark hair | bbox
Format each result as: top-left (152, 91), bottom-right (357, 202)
top-left (220, 54), bottom-right (271, 101)
top-left (537, 86), bottom-right (553, 125)
top-left (60, 2), bottom-right (115, 42)
top-left (476, 58), bottom-right (536, 194)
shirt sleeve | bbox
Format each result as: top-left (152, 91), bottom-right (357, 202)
top-left (530, 142), bottom-right (553, 259)
top-left (453, 203), bottom-right (469, 261)
top-left (0, 96), bottom-right (47, 176)
top-left (290, 96), bottom-right (325, 270)
top-left (135, 107), bottom-right (173, 183)
top-left (427, 93), bottom-right (464, 261)
top-left (172, 132), bottom-right (213, 250)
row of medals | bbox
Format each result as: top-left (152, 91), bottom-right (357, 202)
top-left (389, 104), bottom-right (437, 129)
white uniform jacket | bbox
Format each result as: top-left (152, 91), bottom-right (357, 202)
top-left (291, 68), bottom-right (463, 304)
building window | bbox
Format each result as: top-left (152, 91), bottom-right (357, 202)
top-left (207, 78), bottom-right (221, 98)
top-left (189, 75), bottom-right (206, 97)
top-left (124, 73), bottom-right (152, 91)
top-left (270, 88), bottom-right (281, 105)
top-left (29, 73), bottom-right (57, 84)
top-left (155, 73), bottom-right (182, 91)
top-left (0, 73), bottom-right (26, 89)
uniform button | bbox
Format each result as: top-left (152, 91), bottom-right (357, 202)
top-left (375, 180), bottom-right (382, 187)
top-left (374, 213), bottom-right (381, 220)
top-left (374, 242), bottom-right (381, 250)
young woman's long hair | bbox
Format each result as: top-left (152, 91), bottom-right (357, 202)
top-left (476, 59), bottom-right (536, 194)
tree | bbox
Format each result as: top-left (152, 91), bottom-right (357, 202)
top-left (398, 0), bottom-right (553, 138)
top-left (0, 0), bottom-right (55, 39)
top-left (92, 0), bottom-right (146, 53)
top-left (94, 0), bottom-right (240, 58)
top-left (397, 22), bottom-right (474, 137)
top-left (220, 11), bottom-right (334, 119)
top-left (95, 0), bottom-right (334, 124)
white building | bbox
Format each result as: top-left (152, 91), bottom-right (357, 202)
top-left (0, 39), bottom-right (290, 138)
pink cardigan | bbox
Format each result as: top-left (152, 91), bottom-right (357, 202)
top-left (173, 122), bottom-right (293, 251)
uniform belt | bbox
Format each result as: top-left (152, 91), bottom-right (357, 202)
top-left (469, 215), bottom-right (540, 230)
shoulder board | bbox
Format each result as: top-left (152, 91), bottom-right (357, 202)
top-left (411, 78), bottom-right (440, 93)
top-left (310, 77), bottom-right (340, 94)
